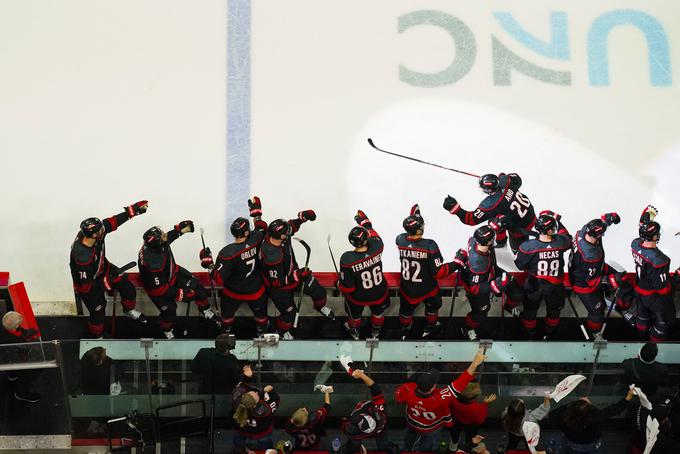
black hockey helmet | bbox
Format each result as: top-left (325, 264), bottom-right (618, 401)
top-left (584, 219), bottom-right (607, 238)
top-left (348, 226), bottom-right (369, 248)
top-left (403, 215), bottom-right (424, 235)
top-left (639, 221), bottom-right (661, 241)
top-left (474, 225), bottom-right (495, 246)
top-left (268, 218), bottom-right (290, 240)
top-left (479, 174), bottom-right (499, 194)
top-left (80, 217), bottom-right (103, 238)
top-left (230, 217), bottom-right (250, 238)
top-left (535, 214), bottom-right (557, 235)
top-left (143, 226), bottom-right (165, 249)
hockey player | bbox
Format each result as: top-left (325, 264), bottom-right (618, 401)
top-left (569, 213), bottom-right (629, 335)
top-left (338, 210), bottom-right (389, 340)
top-left (200, 197), bottom-right (269, 337)
top-left (514, 212), bottom-right (571, 338)
top-left (260, 210), bottom-right (333, 340)
top-left (138, 221), bottom-right (221, 339)
top-left (460, 225), bottom-right (524, 340)
top-left (396, 204), bottom-right (468, 339)
top-left (339, 366), bottom-right (392, 453)
top-left (285, 385), bottom-right (332, 450)
top-left (70, 201), bottom-right (149, 338)
top-left (630, 206), bottom-right (676, 342)
top-left (394, 347), bottom-right (487, 452)
top-left (443, 173), bottom-right (536, 253)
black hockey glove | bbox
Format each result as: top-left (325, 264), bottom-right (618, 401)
top-left (248, 196), bottom-right (262, 218)
top-left (490, 274), bottom-right (510, 296)
top-left (125, 200), bottom-right (148, 218)
top-left (453, 248), bottom-right (468, 268)
top-left (601, 212), bottom-right (620, 226)
top-left (639, 205), bottom-right (657, 224)
top-left (199, 248), bottom-right (213, 269)
top-left (489, 214), bottom-right (510, 232)
top-left (410, 204), bottom-right (421, 217)
top-left (175, 220), bottom-right (195, 234)
top-left (354, 210), bottom-right (372, 228)
top-left (443, 195), bottom-right (460, 214)
top-left (298, 210), bottom-right (317, 222)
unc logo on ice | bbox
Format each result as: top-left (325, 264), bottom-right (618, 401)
top-left (399, 9), bottom-right (672, 87)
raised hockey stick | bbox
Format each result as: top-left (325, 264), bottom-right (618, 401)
top-left (367, 138), bottom-right (480, 179)
top-left (293, 238), bottom-right (312, 328)
top-left (327, 235), bottom-right (341, 297)
top-left (200, 228), bottom-right (220, 316)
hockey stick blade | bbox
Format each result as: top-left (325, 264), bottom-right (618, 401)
top-left (367, 138), bottom-right (480, 178)
top-left (112, 261), bottom-right (136, 277)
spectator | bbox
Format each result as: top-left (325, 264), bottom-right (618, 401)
top-left (551, 388), bottom-right (634, 453)
top-left (621, 342), bottom-right (668, 396)
top-left (232, 365), bottom-right (280, 452)
top-left (0, 311), bottom-right (40, 403)
top-left (501, 394), bottom-right (550, 451)
top-left (340, 369), bottom-right (394, 453)
top-left (80, 347), bottom-right (117, 395)
top-left (628, 394), bottom-right (680, 453)
top-left (395, 347), bottom-right (486, 452)
top-left (449, 382), bottom-right (496, 452)
top-left (286, 385), bottom-right (332, 450)
top-left (191, 334), bottom-right (242, 394)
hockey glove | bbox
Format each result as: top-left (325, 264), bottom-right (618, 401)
top-left (605, 271), bottom-right (626, 290)
top-left (248, 196), bottom-right (262, 218)
top-left (176, 287), bottom-right (196, 302)
top-left (490, 274), bottom-right (510, 296)
top-left (125, 200), bottom-right (148, 218)
top-left (539, 209), bottom-right (561, 222)
top-left (18, 327), bottom-right (39, 341)
top-left (354, 210), bottom-right (372, 228)
top-left (601, 212), bottom-right (620, 226)
top-left (298, 210), bottom-right (317, 222)
top-left (489, 214), bottom-right (510, 232)
top-left (199, 248), bottom-right (213, 269)
top-left (103, 274), bottom-right (113, 292)
top-left (175, 220), bottom-right (195, 234)
top-left (640, 205), bottom-right (658, 224)
top-left (453, 248), bottom-right (468, 268)
top-left (443, 195), bottom-right (460, 214)
top-left (410, 204), bottom-right (421, 217)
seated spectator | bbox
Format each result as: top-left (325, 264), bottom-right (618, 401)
top-left (449, 382), bottom-right (496, 452)
top-left (501, 394), bottom-right (550, 451)
top-left (551, 388), bottom-right (634, 454)
top-left (1, 311), bottom-right (40, 403)
top-left (621, 342), bottom-right (668, 396)
top-left (285, 385), bottom-right (332, 450)
top-left (191, 333), bottom-right (242, 394)
top-left (80, 346), bottom-right (116, 395)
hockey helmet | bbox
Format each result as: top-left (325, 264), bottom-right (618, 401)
top-left (80, 217), bottom-right (103, 238)
top-left (230, 217), bottom-right (251, 238)
top-left (639, 221), bottom-right (661, 241)
top-left (479, 174), bottom-right (500, 194)
top-left (402, 215), bottom-right (424, 235)
top-left (584, 219), bottom-right (607, 239)
top-left (268, 219), bottom-right (291, 240)
top-left (143, 226), bottom-right (165, 249)
top-left (535, 214), bottom-right (557, 235)
top-left (474, 225), bottom-right (495, 246)
top-left (348, 226), bottom-right (369, 248)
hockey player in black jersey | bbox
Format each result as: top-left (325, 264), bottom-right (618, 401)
top-left (630, 206), bottom-right (676, 342)
top-left (569, 212), bottom-right (630, 335)
top-left (70, 201), bottom-right (149, 338)
top-left (396, 204), bottom-right (467, 339)
top-left (514, 211), bottom-right (571, 338)
top-left (443, 173), bottom-right (536, 253)
top-left (338, 211), bottom-right (389, 340)
top-left (200, 197), bottom-right (269, 337)
top-left (460, 225), bottom-right (524, 340)
top-left (259, 210), bottom-right (333, 340)
top-left (138, 221), bottom-right (221, 339)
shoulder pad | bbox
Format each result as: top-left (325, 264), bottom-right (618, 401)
top-left (575, 231), bottom-right (604, 262)
top-left (396, 233), bottom-right (408, 246)
top-left (260, 241), bottom-right (283, 265)
top-left (139, 246), bottom-right (166, 271)
top-left (71, 240), bottom-right (95, 265)
top-left (479, 192), bottom-right (503, 210)
top-left (340, 250), bottom-right (362, 267)
top-left (468, 248), bottom-right (492, 274)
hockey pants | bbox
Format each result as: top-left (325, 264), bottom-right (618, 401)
top-left (634, 292), bottom-right (675, 342)
top-left (81, 264), bottom-right (137, 336)
top-left (520, 278), bottom-right (565, 331)
top-left (398, 291), bottom-right (441, 328)
top-left (345, 296), bottom-right (390, 331)
top-left (268, 275), bottom-right (327, 332)
top-left (150, 267), bottom-right (210, 332)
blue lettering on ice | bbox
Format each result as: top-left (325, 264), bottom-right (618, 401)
top-left (493, 12), bottom-right (569, 60)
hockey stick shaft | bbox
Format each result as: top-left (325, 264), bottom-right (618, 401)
top-left (566, 293), bottom-right (589, 340)
top-left (448, 272), bottom-right (460, 333)
top-left (200, 228), bottom-right (220, 315)
top-left (327, 235), bottom-right (341, 297)
top-left (293, 238), bottom-right (312, 328)
top-left (367, 138), bottom-right (480, 178)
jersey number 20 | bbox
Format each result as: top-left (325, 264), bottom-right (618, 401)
top-left (510, 192), bottom-right (531, 218)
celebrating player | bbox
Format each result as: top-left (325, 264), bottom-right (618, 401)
top-left (443, 173), bottom-right (536, 253)
top-left (396, 204), bottom-right (468, 339)
top-left (338, 210), bottom-right (389, 340)
top-left (138, 221), bottom-right (221, 339)
top-left (514, 212), bottom-right (571, 338)
top-left (70, 201), bottom-right (149, 338)
top-left (260, 210), bottom-right (333, 340)
top-left (200, 197), bottom-right (269, 337)
top-left (460, 225), bottom-right (524, 340)
top-left (285, 385), bottom-right (332, 450)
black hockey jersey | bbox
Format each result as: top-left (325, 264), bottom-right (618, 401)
top-left (338, 229), bottom-right (387, 305)
top-left (214, 220), bottom-right (267, 299)
top-left (232, 379), bottom-right (280, 437)
top-left (396, 234), bottom-right (455, 303)
top-left (340, 382), bottom-right (387, 440)
top-left (569, 226), bottom-right (610, 293)
top-left (462, 237), bottom-right (500, 295)
top-left (630, 238), bottom-right (672, 296)
top-left (138, 230), bottom-right (182, 298)
top-left (259, 219), bottom-right (304, 291)
top-left (515, 225), bottom-right (571, 285)
top-left (285, 403), bottom-right (330, 450)
top-left (455, 173), bottom-right (536, 232)
top-left (70, 212), bottom-right (130, 294)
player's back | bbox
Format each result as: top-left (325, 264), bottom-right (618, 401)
top-left (340, 236), bottom-right (386, 304)
top-left (516, 235), bottom-right (571, 284)
top-left (630, 238), bottom-right (671, 292)
top-left (396, 233), bottom-right (442, 299)
top-left (217, 230), bottom-right (264, 294)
